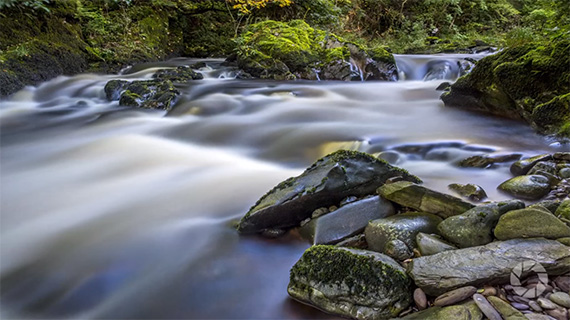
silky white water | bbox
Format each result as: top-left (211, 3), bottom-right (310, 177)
top-left (1, 57), bottom-right (566, 319)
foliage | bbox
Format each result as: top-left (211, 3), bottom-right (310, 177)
top-left (229, 0), bottom-right (293, 14)
top-left (0, 0), bottom-right (50, 12)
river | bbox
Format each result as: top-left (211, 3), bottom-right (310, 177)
top-left (1, 55), bottom-right (567, 319)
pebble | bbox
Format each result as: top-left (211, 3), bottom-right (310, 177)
top-left (529, 300), bottom-right (543, 312)
top-left (538, 297), bottom-right (558, 310)
top-left (545, 307), bottom-right (568, 320)
top-left (413, 288), bottom-right (427, 310)
top-left (434, 286), bottom-right (478, 307)
top-left (512, 302), bottom-right (531, 310)
top-left (311, 207), bottom-right (329, 219)
top-left (473, 293), bottom-right (502, 320)
top-left (554, 276), bottom-right (570, 292)
top-left (482, 285), bottom-right (498, 297)
top-left (514, 296), bottom-right (532, 304)
top-left (524, 314), bottom-right (554, 320)
top-left (549, 292), bottom-right (570, 308)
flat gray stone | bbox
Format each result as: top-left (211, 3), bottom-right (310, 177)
top-left (408, 239), bottom-right (570, 296)
top-left (434, 286), bottom-right (478, 306)
top-left (299, 196), bottom-right (395, 245)
top-left (416, 232), bottom-right (457, 256)
top-left (378, 181), bottom-right (474, 219)
top-left (473, 293), bottom-right (502, 320)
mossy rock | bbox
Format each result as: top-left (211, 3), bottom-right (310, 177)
top-left (441, 40), bottom-right (570, 137)
top-left (237, 150), bottom-right (421, 234)
top-left (399, 301), bottom-right (483, 320)
top-left (494, 207), bottom-right (570, 240)
top-left (288, 245), bottom-right (412, 320)
top-left (497, 175), bottom-right (552, 200)
top-left (234, 20), bottom-right (397, 81)
top-left (153, 66), bottom-right (204, 82)
top-left (105, 79), bottom-right (180, 111)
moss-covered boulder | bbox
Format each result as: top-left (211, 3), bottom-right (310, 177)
top-left (234, 20), bottom-right (397, 81)
top-left (237, 150), bottom-right (420, 234)
top-left (399, 301), bottom-right (483, 320)
top-left (104, 79), bottom-right (179, 111)
top-left (441, 40), bottom-right (570, 137)
top-left (288, 245), bottom-right (412, 320)
top-left (153, 66), bottom-right (204, 82)
top-left (378, 181), bottom-right (474, 219)
top-left (494, 207), bottom-right (570, 240)
top-left (437, 201), bottom-right (524, 248)
top-left (497, 175), bottom-right (552, 200)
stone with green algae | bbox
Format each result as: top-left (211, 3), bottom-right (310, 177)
top-left (494, 207), bottom-right (570, 240)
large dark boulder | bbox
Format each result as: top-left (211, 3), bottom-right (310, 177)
top-left (288, 245), bottom-right (412, 319)
top-left (236, 150), bottom-right (421, 234)
top-left (408, 238), bottom-right (570, 296)
top-left (441, 40), bottom-right (570, 137)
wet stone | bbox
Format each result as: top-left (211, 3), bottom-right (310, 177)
top-left (549, 292), bottom-right (570, 308)
top-left (512, 302), bottom-right (530, 310)
top-left (529, 300), bottom-right (543, 312)
top-left (538, 297), bottom-right (558, 310)
top-left (498, 175), bottom-right (552, 200)
top-left (457, 153), bottom-right (522, 168)
top-left (399, 301), bottom-right (483, 320)
top-left (414, 288), bottom-right (428, 310)
top-left (487, 296), bottom-right (527, 320)
top-left (473, 293), bottom-right (502, 320)
top-left (545, 307), bottom-right (568, 320)
top-left (416, 232), bottom-right (457, 256)
top-left (494, 207), bottom-right (570, 240)
top-left (434, 286), bottom-right (478, 307)
top-left (511, 154), bottom-right (552, 176)
top-left (448, 183), bottom-right (488, 201)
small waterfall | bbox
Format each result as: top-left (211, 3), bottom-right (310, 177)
top-left (394, 53), bottom-right (488, 81)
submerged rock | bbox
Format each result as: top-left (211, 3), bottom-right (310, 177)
top-left (498, 175), bottom-right (552, 200)
top-left (299, 196), bottom-right (395, 245)
top-left (494, 207), bottom-right (570, 240)
top-left (288, 245), bottom-right (411, 320)
top-left (365, 212), bottom-right (442, 257)
top-left (437, 201), bottom-right (524, 248)
top-left (237, 150), bottom-right (420, 234)
top-left (457, 154), bottom-right (521, 168)
top-left (408, 238), bottom-right (570, 296)
top-left (378, 181), bottom-right (474, 219)
top-left (104, 79), bottom-right (180, 111)
top-left (448, 183), bottom-right (487, 201)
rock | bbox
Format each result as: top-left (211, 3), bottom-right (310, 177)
top-left (448, 183), bottom-right (488, 201)
top-left (494, 207), bottom-right (570, 240)
top-left (365, 212), bottom-right (442, 255)
top-left (528, 161), bottom-right (559, 177)
top-left (554, 275), bottom-right (570, 292)
top-left (288, 245), bottom-right (411, 319)
top-left (299, 196), bottom-right (395, 245)
top-left (549, 292), bottom-right (570, 308)
top-left (434, 286), bottom-right (478, 307)
top-left (487, 296), bottom-right (527, 320)
top-left (560, 167), bottom-right (570, 178)
top-left (524, 314), bottom-right (555, 320)
top-left (441, 41), bottom-right (570, 138)
top-left (482, 285), bottom-right (498, 297)
top-left (532, 200), bottom-right (561, 214)
top-left (416, 232), bottom-right (457, 256)
top-left (557, 237), bottom-right (570, 246)
top-left (335, 234), bottom-right (367, 249)
top-left (153, 66), bottom-right (204, 82)
top-left (511, 154), bottom-right (553, 176)
top-left (473, 293), bottom-right (503, 320)
top-left (408, 239), bottom-right (570, 296)
top-left (554, 152), bottom-right (570, 161)
top-left (511, 302), bottom-right (530, 310)
top-left (378, 181), bottom-right (474, 219)
top-left (398, 301), bottom-right (483, 320)
top-left (498, 175), bottom-right (552, 200)
top-left (528, 300), bottom-right (543, 312)
top-left (384, 239), bottom-right (413, 260)
top-left (104, 79), bottom-right (180, 111)
top-left (438, 201), bottom-right (524, 248)
top-left (414, 288), bottom-right (427, 310)
top-left (556, 199), bottom-right (570, 220)
top-left (436, 82), bottom-right (451, 91)
top-left (545, 308), bottom-right (568, 320)
top-left (237, 150), bottom-right (420, 234)
top-left (457, 154), bottom-right (522, 168)
top-left (538, 297), bottom-right (559, 310)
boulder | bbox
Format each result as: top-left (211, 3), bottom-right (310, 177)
top-left (498, 175), bottom-right (552, 200)
top-left (365, 212), bottom-right (442, 256)
top-left (555, 198), bottom-right (570, 220)
top-left (299, 196), bottom-right (395, 245)
top-left (398, 301), bottom-right (483, 320)
top-left (448, 183), bottom-right (487, 201)
top-left (457, 154), bottom-right (521, 168)
top-left (378, 181), bottom-right (474, 219)
top-left (494, 207), bottom-right (570, 240)
top-left (104, 79), bottom-right (180, 111)
top-left (237, 150), bottom-right (420, 234)
top-left (441, 40), bottom-right (570, 138)
top-left (416, 232), bottom-right (457, 256)
top-left (408, 238), bottom-right (570, 296)
top-left (437, 201), bottom-right (524, 248)
top-left (288, 245), bottom-right (411, 320)
top-left (511, 154), bottom-right (552, 176)
top-left (153, 66), bottom-right (204, 82)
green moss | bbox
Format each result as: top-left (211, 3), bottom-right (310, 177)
top-left (367, 47), bottom-right (395, 65)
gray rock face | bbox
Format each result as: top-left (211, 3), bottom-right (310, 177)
top-left (237, 150), bottom-right (420, 234)
top-left (365, 212), bottom-right (442, 255)
top-left (511, 154), bottom-right (552, 176)
top-left (498, 175), bottom-right (552, 200)
top-left (299, 196), bottom-right (395, 245)
top-left (378, 181), bottom-right (474, 219)
top-left (494, 207), bottom-right (570, 240)
top-left (288, 245), bottom-right (411, 320)
top-left (416, 232), bottom-right (457, 256)
top-left (408, 239), bottom-right (570, 296)
top-left (438, 201), bottom-right (524, 248)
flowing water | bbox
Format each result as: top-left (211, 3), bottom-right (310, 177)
top-left (1, 56), bottom-right (567, 319)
